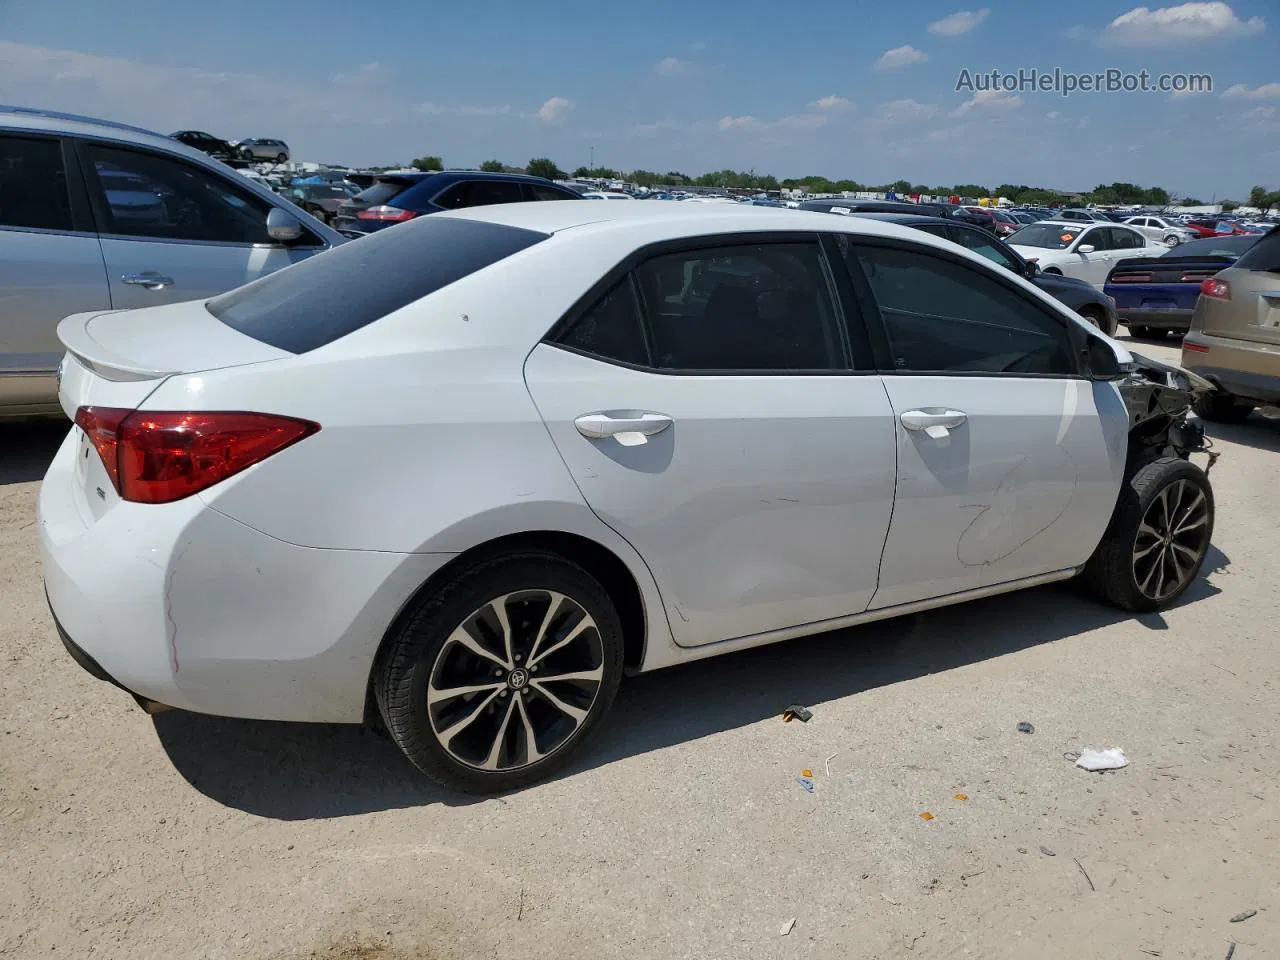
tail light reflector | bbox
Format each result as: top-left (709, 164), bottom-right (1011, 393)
top-left (73, 407), bottom-right (319, 504)
top-left (1183, 342), bottom-right (1210, 353)
top-left (1200, 278), bottom-right (1231, 300)
top-left (356, 205), bottom-right (417, 222)
top-left (1109, 273), bottom-right (1153, 283)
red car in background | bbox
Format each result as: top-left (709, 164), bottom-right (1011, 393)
top-left (961, 206), bottom-right (1021, 238)
top-left (1185, 218), bottom-right (1249, 238)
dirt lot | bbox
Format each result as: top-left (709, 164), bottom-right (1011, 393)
top-left (2, 337), bottom-right (1278, 960)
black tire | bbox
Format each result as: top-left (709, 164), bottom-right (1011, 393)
top-left (1044, 267), bottom-right (1062, 276)
top-left (1077, 306), bottom-right (1110, 335)
top-left (276, 153), bottom-right (288, 163)
top-left (1080, 457), bottom-right (1214, 612)
top-left (1128, 324), bottom-right (1151, 338)
top-left (375, 551), bottom-right (624, 793)
top-left (1192, 391), bottom-right (1255, 424)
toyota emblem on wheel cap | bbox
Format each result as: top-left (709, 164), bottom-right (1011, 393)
top-left (508, 668), bottom-right (529, 689)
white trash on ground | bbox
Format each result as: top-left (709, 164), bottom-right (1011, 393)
top-left (1075, 747), bottom-right (1129, 771)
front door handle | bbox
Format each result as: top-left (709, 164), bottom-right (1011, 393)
top-left (121, 272), bottom-right (175, 290)
top-left (900, 408), bottom-right (967, 439)
top-left (574, 412), bottom-right (673, 446)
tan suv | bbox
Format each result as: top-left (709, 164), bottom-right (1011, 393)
top-left (1181, 227), bottom-right (1280, 422)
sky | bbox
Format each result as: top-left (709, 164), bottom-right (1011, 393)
top-left (0, 1), bottom-right (1276, 199)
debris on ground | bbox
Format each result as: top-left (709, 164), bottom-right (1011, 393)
top-left (1229, 909), bottom-right (1257, 923)
top-left (1039, 846), bottom-right (1056, 857)
top-left (796, 776), bottom-right (814, 794)
top-left (1017, 721), bottom-right (1035, 734)
top-left (919, 811), bottom-right (935, 822)
top-left (782, 704), bottom-right (812, 723)
top-left (1073, 856), bottom-right (1095, 892)
top-left (1074, 747), bottom-right (1129, 772)
top-left (779, 918), bottom-right (796, 936)
top-left (824, 753), bottom-right (837, 777)
top-left (1224, 944), bottom-right (1235, 960)
top-left (1017, 847), bottom-right (1028, 854)
top-left (954, 793), bottom-right (968, 801)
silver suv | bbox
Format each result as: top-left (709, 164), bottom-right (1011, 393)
top-left (0, 108), bottom-right (342, 418)
top-left (236, 138), bottom-right (290, 163)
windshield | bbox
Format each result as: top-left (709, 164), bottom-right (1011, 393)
top-left (1009, 224), bottom-right (1083, 249)
top-left (1166, 235), bottom-right (1258, 258)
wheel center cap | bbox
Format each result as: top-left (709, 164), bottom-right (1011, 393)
top-left (508, 667), bottom-right (529, 690)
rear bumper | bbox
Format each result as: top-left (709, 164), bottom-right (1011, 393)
top-left (1117, 307), bottom-right (1194, 331)
top-left (39, 429), bottom-right (455, 723)
top-left (1182, 331), bottom-right (1280, 404)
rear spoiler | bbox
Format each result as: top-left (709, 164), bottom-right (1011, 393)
top-left (57, 311), bottom-right (181, 382)
top-left (1108, 254), bottom-right (1237, 272)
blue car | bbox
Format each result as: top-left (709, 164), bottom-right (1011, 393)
top-left (332, 171), bottom-right (581, 237)
top-left (1104, 234), bottom-right (1260, 338)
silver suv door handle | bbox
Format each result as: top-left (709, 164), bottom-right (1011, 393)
top-left (121, 272), bottom-right (175, 290)
top-left (574, 412), bottom-right (673, 446)
top-left (900, 408), bottom-right (967, 439)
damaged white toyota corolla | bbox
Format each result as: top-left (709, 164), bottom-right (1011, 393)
top-left (40, 204), bottom-right (1218, 793)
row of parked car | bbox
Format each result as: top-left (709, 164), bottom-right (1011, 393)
top-left (2, 104), bottom-right (1277, 428)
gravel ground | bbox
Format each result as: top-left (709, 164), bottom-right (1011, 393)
top-left (2, 336), bottom-right (1277, 960)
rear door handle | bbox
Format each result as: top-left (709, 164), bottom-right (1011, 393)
top-left (900, 408), bottom-right (967, 439)
top-left (574, 412), bottom-right (673, 446)
top-left (121, 272), bottom-right (175, 290)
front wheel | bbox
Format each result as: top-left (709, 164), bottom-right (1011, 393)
top-left (1080, 457), bottom-right (1214, 612)
top-left (375, 552), bottom-right (625, 793)
top-left (1163, 234), bottom-right (1181, 247)
top-left (275, 153), bottom-right (288, 163)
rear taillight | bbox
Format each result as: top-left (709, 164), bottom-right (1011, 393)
top-left (1110, 273), bottom-right (1153, 283)
top-left (1200, 278), bottom-right (1231, 300)
top-left (74, 407), bottom-right (319, 504)
top-left (356, 205), bottom-right (417, 222)
top-left (1183, 342), bottom-right (1210, 353)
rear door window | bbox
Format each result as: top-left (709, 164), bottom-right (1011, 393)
top-left (209, 216), bottom-right (548, 353)
top-left (0, 135), bottom-right (75, 232)
top-left (354, 180), bottom-right (410, 205)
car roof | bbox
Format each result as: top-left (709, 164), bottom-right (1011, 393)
top-left (436, 201), bottom-right (976, 255)
top-left (0, 105), bottom-right (222, 165)
top-left (845, 212), bottom-right (948, 227)
top-left (1029, 220), bottom-right (1095, 229)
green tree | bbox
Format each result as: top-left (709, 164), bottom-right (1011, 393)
top-left (1249, 185), bottom-right (1269, 210)
top-left (1179, 197), bottom-right (1202, 206)
top-left (629, 169), bottom-right (661, 187)
top-left (889, 179), bottom-right (913, 195)
top-left (1265, 191), bottom-right (1280, 214)
top-left (664, 171), bottom-right (689, 184)
top-left (1222, 200), bottom-right (1239, 212)
top-left (411, 155), bottom-right (443, 172)
top-left (573, 166), bottom-right (620, 180)
top-left (834, 179), bottom-right (864, 193)
top-left (953, 184), bottom-right (990, 198)
top-left (479, 159), bottom-right (505, 173)
top-left (526, 157), bottom-right (565, 180)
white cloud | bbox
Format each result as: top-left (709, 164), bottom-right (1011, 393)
top-left (1103, 2), bottom-right (1265, 47)
top-left (1242, 105), bottom-right (1277, 120)
top-left (534, 96), bottom-right (574, 122)
top-left (655, 56), bottom-right (690, 76)
top-left (951, 89), bottom-right (1023, 115)
top-left (416, 102), bottom-right (511, 116)
top-left (717, 115), bottom-right (756, 130)
top-left (1169, 86), bottom-right (1211, 100)
top-left (1222, 82), bottom-right (1280, 99)
top-left (1046, 110), bottom-right (1060, 119)
top-left (810, 95), bottom-right (852, 110)
top-left (333, 62), bottom-right (386, 86)
top-left (874, 45), bottom-right (929, 70)
top-left (928, 8), bottom-right (991, 36)
top-left (1077, 115), bottom-right (1092, 128)
top-left (875, 99), bottom-right (942, 123)
top-left (1065, 24), bottom-right (1088, 39)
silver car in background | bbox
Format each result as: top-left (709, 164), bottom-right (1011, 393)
top-left (236, 138), bottom-right (290, 163)
top-left (0, 107), bottom-right (342, 418)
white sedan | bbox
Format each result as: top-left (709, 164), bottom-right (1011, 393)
top-left (1009, 220), bottom-right (1170, 288)
top-left (1122, 215), bottom-right (1196, 247)
top-left (40, 203), bottom-right (1216, 793)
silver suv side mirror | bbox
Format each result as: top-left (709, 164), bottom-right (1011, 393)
top-left (266, 207), bottom-right (302, 243)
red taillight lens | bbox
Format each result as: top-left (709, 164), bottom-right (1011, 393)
top-left (1183, 342), bottom-right (1210, 353)
top-left (74, 406), bottom-right (130, 492)
top-left (356, 205), bottom-right (417, 222)
top-left (73, 407), bottom-right (319, 504)
top-left (1110, 273), bottom-right (1153, 283)
top-left (1200, 278), bottom-right (1231, 300)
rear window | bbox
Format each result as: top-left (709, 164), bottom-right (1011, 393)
top-left (208, 216), bottom-right (548, 353)
top-left (354, 179), bottom-right (416, 205)
top-left (1232, 229), bottom-right (1280, 273)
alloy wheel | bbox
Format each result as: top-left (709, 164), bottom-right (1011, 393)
top-left (425, 590), bottom-right (604, 772)
top-left (1132, 478), bottom-right (1211, 601)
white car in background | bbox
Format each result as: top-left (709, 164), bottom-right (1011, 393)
top-left (581, 191), bottom-right (633, 200)
top-left (1122, 215), bottom-right (1196, 247)
top-left (1008, 220), bottom-right (1168, 288)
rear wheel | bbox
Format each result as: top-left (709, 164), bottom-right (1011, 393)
top-left (376, 552), bottom-right (624, 793)
top-left (1080, 457), bottom-right (1214, 612)
top-left (1077, 306), bottom-right (1110, 334)
top-left (1192, 391), bottom-right (1255, 424)
top-left (275, 152), bottom-right (288, 163)
top-left (1163, 234), bottom-right (1181, 247)
top-left (1128, 324), bottom-right (1151, 338)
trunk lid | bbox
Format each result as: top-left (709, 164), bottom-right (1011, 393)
top-left (56, 301), bottom-right (292, 417)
